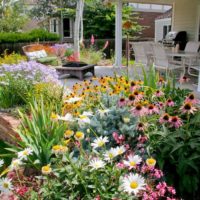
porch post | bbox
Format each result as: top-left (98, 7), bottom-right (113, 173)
top-left (115, 0), bottom-right (123, 68)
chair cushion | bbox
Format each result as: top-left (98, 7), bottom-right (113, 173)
top-left (26, 50), bottom-right (48, 60)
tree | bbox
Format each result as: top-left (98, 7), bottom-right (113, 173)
top-left (0, 0), bottom-right (28, 32)
top-left (83, 1), bottom-right (143, 39)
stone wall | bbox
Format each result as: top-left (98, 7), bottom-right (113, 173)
top-left (0, 113), bottom-right (20, 144)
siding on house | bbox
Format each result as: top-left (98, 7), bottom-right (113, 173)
top-left (109, 0), bottom-right (200, 41)
top-left (173, 0), bottom-right (199, 41)
top-left (155, 18), bottom-right (171, 42)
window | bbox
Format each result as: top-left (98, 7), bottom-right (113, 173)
top-left (163, 26), bottom-right (168, 38)
top-left (63, 18), bottom-right (72, 38)
top-left (50, 18), bottom-right (59, 34)
top-left (163, 25), bottom-right (171, 39)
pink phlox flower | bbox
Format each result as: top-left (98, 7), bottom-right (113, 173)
top-left (153, 169), bottom-right (164, 179)
top-left (15, 186), bottom-right (29, 196)
top-left (116, 162), bottom-right (125, 169)
top-left (112, 132), bottom-right (125, 144)
top-left (156, 182), bottom-right (167, 197)
top-left (137, 135), bottom-right (148, 143)
top-left (167, 186), bottom-right (176, 195)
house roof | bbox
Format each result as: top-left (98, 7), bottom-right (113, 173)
top-left (156, 8), bottom-right (172, 20)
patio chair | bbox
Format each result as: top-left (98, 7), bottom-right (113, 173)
top-left (132, 42), bottom-right (149, 69)
top-left (173, 41), bottom-right (200, 66)
top-left (151, 43), bottom-right (185, 76)
top-left (188, 57), bottom-right (200, 77)
top-left (22, 44), bottom-right (60, 66)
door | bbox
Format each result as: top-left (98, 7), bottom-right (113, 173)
top-left (63, 18), bottom-right (72, 38)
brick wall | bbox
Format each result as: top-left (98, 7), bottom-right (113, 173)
top-left (135, 11), bottom-right (163, 40)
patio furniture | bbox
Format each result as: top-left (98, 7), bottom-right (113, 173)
top-left (131, 42), bottom-right (149, 69)
top-left (151, 43), bottom-right (185, 76)
top-left (55, 62), bottom-right (95, 80)
top-left (22, 44), bottom-right (59, 66)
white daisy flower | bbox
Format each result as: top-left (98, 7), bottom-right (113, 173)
top-left (82, 111), bottom-right (93, 116)
top-left (104, 148), bottom-right (118, 161)
top-left (18, 148), bottom-right (33, 160)
top-left (58, 113), bottom-right (74, 122)
top-left (123, 155), bottom-right (142, 168)
top-left (115, 146), bottom-right (126, 156)
top-left (97, 109), bottom-right (110, 118)
top-left (78, 115), bottom-right (91, 126)
top-left (64, 97), bottom-right (82, 103)
top-left (89, 158), bottom-right (106, 170)
top-left (10, 159), bottom-right (23, 170)
top-left (146, 157), bottom-right (156, 167)
top-left (91, 136), bottom-right (109, 149)
top-left (0, 159), bottom-right (4, 168)
top-left (0, 178), bottom-right (14, 194)
top-left (121, 173), bottom-right (146, 195)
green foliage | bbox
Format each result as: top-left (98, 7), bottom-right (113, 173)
top-left (0, 0), bottom-right (28, 32)
top-left (148, 108), bottom-right (200, 198)
top-left (80, 47), bottom-right (103, 64)
top-left (0, 51), bottom-right (26, 65)
top-left (13, 99), bottom-right (66, 169)
top-left (84, 1), bottom-right (142, 39)
top-left (0, 29), bottom-right (59, 44)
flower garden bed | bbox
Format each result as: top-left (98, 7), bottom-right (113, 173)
top-left (0, 65), bottom-right (200, 199)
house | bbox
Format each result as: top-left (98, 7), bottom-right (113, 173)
top-left (130, 3), bottom-right (172, 40)
top-left (105, 0), bottom-right (200, 67)
top-left (23, 0), bottom-right (74, 42)
top-left (155, 9), bottom-right (172, 42)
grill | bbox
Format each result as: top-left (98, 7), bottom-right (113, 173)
top-left (162, 31), bottom-right (188, 50)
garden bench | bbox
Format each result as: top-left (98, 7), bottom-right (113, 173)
top-left (22, 44), bottom-right (59, 66)
top-left (55, 64), bottom-right (95, 80)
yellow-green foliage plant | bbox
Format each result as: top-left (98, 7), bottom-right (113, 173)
top-left (0, 51), bottom-right (27, 65)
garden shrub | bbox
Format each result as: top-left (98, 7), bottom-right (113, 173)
top-left (0, 29), bottom-right (59, 44)
top-left (0, 61), bottom-right (61, 109)
top-left (0, 51), bottom-right (27, 65)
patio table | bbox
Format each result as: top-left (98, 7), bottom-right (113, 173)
top-left (166, 50), bottom-right (200, 92)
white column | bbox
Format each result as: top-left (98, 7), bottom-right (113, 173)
top-left (115, 0), bottom-right (123, 68)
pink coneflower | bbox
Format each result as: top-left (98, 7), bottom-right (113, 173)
top-left (159, 113), bottom-right (170, 124)
top-left (133, 90), bottom-right (143, 100)
top-left (185, 94), bottom-right (200, 104)
top-left (130, 81), bottom-right (139, 91)
top-left (131, 104), bottom-right (147, 117)
top-left (136, 122), bottom-right (148, 132)
top-left (179, 76), bottom-right (190, 84)
top-left (147, 104), bottom-right (159, 115)
top-left (166, 99), bottom-right (175, 107)
top-left (118, 97), bottom-right (127, 107)
top-left (155, 90), bottom-right (164, 97)
top-left (180, 102), bottom-right (197, 114)
top-left (158, 77), bottom-right (166, 85)
top-left (157, 102), bottom-right (164, 109)
top-left (169, 116), bottom-right (183, 128)
top-left (127, 94), bottom-right (138, 105)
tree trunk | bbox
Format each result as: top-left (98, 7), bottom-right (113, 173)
top-left (74, 0), bottom-right (84, 57)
